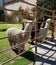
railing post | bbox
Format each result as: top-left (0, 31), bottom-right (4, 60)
top-left (34, 6), bottom-right (38, 53)
top-left (51, 11), bottom-right (55, 39)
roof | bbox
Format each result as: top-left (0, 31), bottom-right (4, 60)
top-left (5, 0), bottom-right (37, 14)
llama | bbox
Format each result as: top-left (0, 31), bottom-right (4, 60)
top-left (37, 18), bottom-right (51, 43)
top-left (6, 19), bottom-right (33, 54)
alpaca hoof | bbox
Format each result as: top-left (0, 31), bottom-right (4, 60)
top-left (21, 50), bottom-right (24, 52)
top-left (18, 50), bottom-right (24, 54)
top-left (12, 48), bottom-right (19, 54)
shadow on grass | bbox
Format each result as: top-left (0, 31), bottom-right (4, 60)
top-left (21, 51), bottom-right (35, 62)
top-left (12, 49), bottom-right (35, 64)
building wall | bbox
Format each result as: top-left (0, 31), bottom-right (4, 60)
top-left (0, 0), bottom-right (5, 21)
top-left (5, 0), bottom-right (37, 14)
top-left (0, 0), bottom-right (3, 7)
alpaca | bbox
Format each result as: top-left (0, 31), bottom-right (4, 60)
top-left (37, 18), bottom-right (51, 43)
top-left (6, 19), bottom-right (33, 54)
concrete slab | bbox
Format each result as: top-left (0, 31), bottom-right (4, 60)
top-left (32, 38), bottom-right (56, 65)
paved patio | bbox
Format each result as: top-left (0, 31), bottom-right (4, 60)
top-left (32, 37), bottom-right (56, 65)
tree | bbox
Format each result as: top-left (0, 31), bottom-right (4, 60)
top-left (37, 0), bottom-right (55, 38)
top-left (7, 6), bottom-right (23, 23)
top-left (37, 0), bottom-right (56, 10)
top-left (36, 0), bottom-right (56, 15)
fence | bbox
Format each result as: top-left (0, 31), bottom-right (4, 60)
top-left (0, 0), bottom-right (56, 65)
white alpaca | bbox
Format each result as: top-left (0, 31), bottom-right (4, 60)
top-left (37, 18), bottom-right (51, 42)
top-left (6, 20), bottom-right (33, 53)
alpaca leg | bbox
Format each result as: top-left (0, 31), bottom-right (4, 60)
top-left (8, 41), bottom-right (19, 54)
top-left (20, 44), bottom-right (25, 52)
top-left (8, 39), bottom-right (18, 54)
top-left (30, 31), bottom-right (35, 45)
top-left (17, 44), bottom-right (25, 53)
top-left (8, 39), bottom-right (16, 49)
top-left (8, 39), bottom-right (13, 47)
top-left (21, 44), bottom-right (25, 50)
top-left (12, 43), bottom-right (21, 54)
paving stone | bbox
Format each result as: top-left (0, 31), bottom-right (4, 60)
top-left (32, 38), bottom-right (56, 65)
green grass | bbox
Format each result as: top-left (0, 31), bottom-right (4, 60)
top-left (0, 24), bottom-right (34, 65)
top-left (0, 32), bottom-right (6, 37)
top-left (0, 24), bottom-right (22, 29)
top-left (0, 32), bottom-right (9, 50)
top-left (47, 30), bottom-right (56, 37)
top-left (5, 51), bottom-right (34, 65)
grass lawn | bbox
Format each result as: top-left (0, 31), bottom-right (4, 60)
top-left (0, 24), bottom-right (35, 65)
top-left (0, 24), bottom-right (22, 29)
top-left (47, 30), bottom-right (56, 37)
top-left (5, 50), bottom-right (34, 65)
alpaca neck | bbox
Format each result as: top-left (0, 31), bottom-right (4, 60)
top-left (44, 22), bottom-right (50, 29)
top-left (44, 18), bottom-right (51, 29)
top-left (23, 22), bottom-right (33, 40)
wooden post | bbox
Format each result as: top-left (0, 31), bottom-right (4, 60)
top-left (51, 11), bottom-right (55, 39)
top-left (34, 6), bottom-right (38, 53)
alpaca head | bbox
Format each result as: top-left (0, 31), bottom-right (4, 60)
top-left (44, 18), bottom-right (51, 28)
top-left (46, 18), bottom-right (51, 23)
top-left (23, 20), bottom-right (33, 40)
top-left (24, 20), bottom-right (33, 32)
